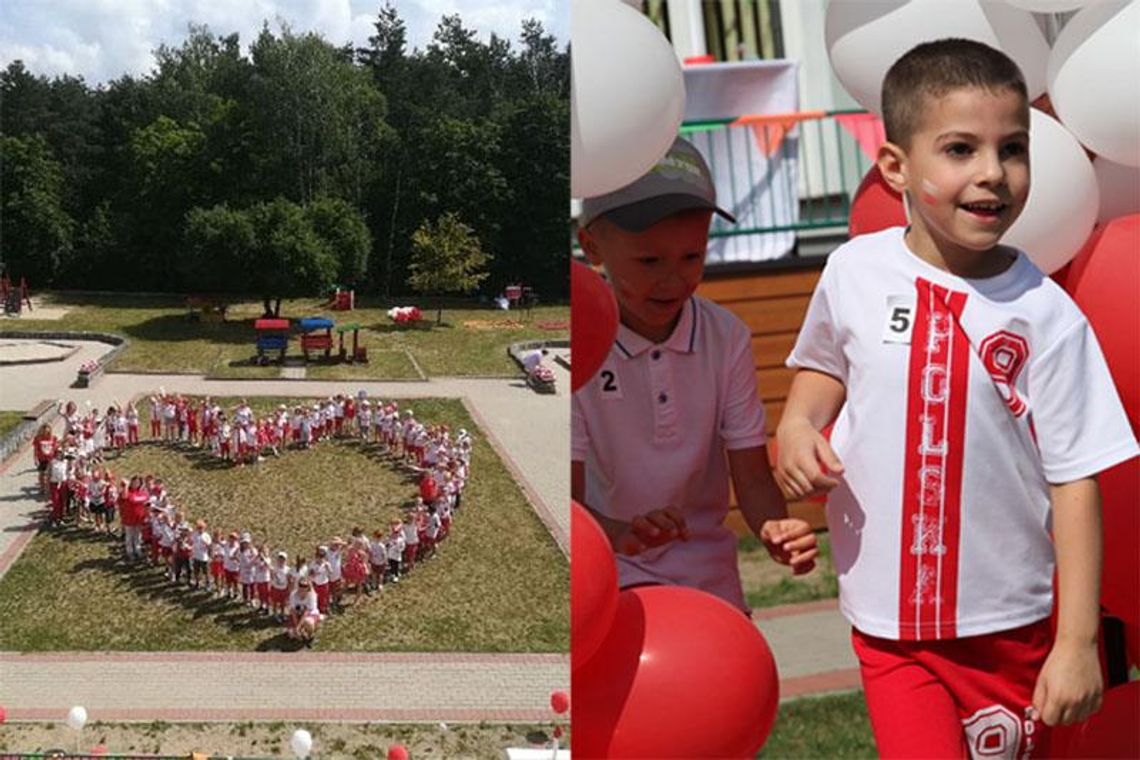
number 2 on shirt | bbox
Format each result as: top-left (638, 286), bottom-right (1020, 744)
top-left (598, 365), bottom-right (622, 399)
top-left (882, 294), bottom-right (916, 345)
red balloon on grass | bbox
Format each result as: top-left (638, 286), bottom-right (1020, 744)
top-left (848, 165), bottom-right (906, 238)
top-left (571, 260), bottom-right (619, 392)
top-left (387, 744), bottom-right (409, 760)
top-left (573, 586), bottom-right (779, 758)
top-left (550, 689), bottom-right (570, 715)
top-left (1064, 214), bottom-right (1140, 627)
top-left (0, 705), bottom-right (5, 724)
top-left (1051, 681), bottom-right (1140, 758)
top-left (572, 501), bottom-right (619, 671)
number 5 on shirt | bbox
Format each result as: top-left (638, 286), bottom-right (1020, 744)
top-left (882, 295), bottom-right (916, 345)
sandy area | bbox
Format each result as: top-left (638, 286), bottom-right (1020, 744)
top-left (1, 298), bottom-right (71, 320)
top-left (0, 721), bottom-right (565, 758)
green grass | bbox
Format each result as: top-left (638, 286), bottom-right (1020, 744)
top-left (6, 293), bottom-right (568, 378)
top-left (304, 350), bottom-right (423, 381)
top-left (0, 397), bottom-right (568, 652)
top-left (0, 410), bottom-right (26, 438)
top-left (740, 532), bottom-right (839, 609)
top-left (759, 692), bottom-right (876, 758)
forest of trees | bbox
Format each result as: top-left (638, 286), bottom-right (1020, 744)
top-left (0, 5), bottom-right (570, 300)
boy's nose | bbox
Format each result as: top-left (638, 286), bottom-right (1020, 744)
top-left (975, 150), bottom-right (1005, 185)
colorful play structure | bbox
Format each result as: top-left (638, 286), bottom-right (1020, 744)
top-left (1, 275), bottom-right (33, 315)
top-left (252, 315), bottom-right (368, 365)
top-left (253, 318), bottom-right (290, 365)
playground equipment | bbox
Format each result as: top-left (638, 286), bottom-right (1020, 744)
top-left (298, 316), bottom-right (334, 362)
top-left (335, 322), bottom-right (368, 364)
top-left (254, 318), bottom-right (290, 365)
top-left (330, 287), bottom-right (355, 311)
top-left (186, 295), bottom-right (228, 323)
top-left (1, 275), bottom-right (32, 315)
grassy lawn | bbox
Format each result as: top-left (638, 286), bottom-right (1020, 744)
top-left (0, 720), bottom-right (567, 759)
top-left (5, 293), bottom-right (568, 378)
top-left (0, 410), bottom-right (26, 438)
top-left (0, 397), bottom-right (568, 652)
top-left (304, 350), bottom-right (423, 381)
top-left (759, 692), bottom-right (876, 758)
top-left (739, 532), bottom-right (839, 609)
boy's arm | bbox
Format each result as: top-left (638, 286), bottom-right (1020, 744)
top-left (1032, 477), bottom-right (1103, 727)
top-left (728, 446), bottom-right (818, 575)
top-left (775, 370), bottom-right (846, 500)
top-left (571, 460), bottom-right (688, 555)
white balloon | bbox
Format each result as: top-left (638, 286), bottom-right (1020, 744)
top-left (571, 0), bottom-right (685, 197)
top-left (1093, 156), bottom-right (1140, 224)
top-left (1003, 109), bottom-right (1099, 273)
top-left (290, 728), bottom-right (313, 758)
top-left (1047, 1), bottom-right (1140, 167)
top-left (66, 706), bottom-right (87, 731)
top-left (825, 1), bottom-right (1050, 116)
top-left (1004, 0), bottom-right (1092, 11)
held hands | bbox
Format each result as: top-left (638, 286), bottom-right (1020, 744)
top-left (1030, 640), bottom-right (1103, 726)
top-left (775, 421), bottom-right (844, 501)
top-left (760, 519), bottom-right (818, 575)
top-left (613, 508), bottom-right (691, 556)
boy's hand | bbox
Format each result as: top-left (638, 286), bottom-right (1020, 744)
top-left (759, 519), bottom-right (818, 575)
top-left (775, 421), bottom-right (844, 501)
top-left (1031, 640), bottom-right (1103, 726)
top-left (613, 508), bottom-right (690, 556)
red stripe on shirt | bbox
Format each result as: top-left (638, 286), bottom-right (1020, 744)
top-left (937, 286), bottom-right (969, 640)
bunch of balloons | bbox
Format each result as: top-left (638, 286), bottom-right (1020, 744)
top-left (571, 502), bottom-right (780, 757)
top-left (833, 0), bottom-right (1138, 274)
top-left (387, 306), bottom-right (423, 325)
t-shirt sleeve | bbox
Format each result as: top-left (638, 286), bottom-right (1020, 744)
top-left (786, 260), bottom-right (848, 382)
top-left (719, 318), bottom-right (768, 450)
top-left (571, 395), bottom-right (590, 462)
top-left (1029, 319), bottom-right (1139, 483)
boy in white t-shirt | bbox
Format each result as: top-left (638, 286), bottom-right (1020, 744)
top-left (777, 40), bottom-right (1139, 756)
top-left (572, 137), bottom-right (817, 614)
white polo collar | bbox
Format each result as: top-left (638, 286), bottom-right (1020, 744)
top-left (613, 297), bottom-right (699, 359)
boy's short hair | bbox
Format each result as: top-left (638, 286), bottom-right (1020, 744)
top-left (580, 137), bottom-right (735, 232)
top-left (882, 38), bottom-right (1028, 149)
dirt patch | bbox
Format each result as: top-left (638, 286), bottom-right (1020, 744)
top-left (462, 319), bottom-right (527, 330)
top-left (2, 299), bottom-right (71, 320)
top-left (0, 721), bottom-right (566, 758)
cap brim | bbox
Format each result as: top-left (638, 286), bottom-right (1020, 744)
top-left (603, 194), bottom-right (735, 233)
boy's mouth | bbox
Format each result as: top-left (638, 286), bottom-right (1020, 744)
top-left (959, 201), bottom-right (1007, 221)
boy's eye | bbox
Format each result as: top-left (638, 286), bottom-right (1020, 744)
top-left (1001, 142), bottom-right (1028, 158)
top-left (945, 142), bottom-right (973, 157)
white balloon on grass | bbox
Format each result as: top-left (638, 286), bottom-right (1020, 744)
top-left (1004, 0), bottom-right (1092, 11)
top-left (825, 1), bottom-right (1050, 116)
top-left (1047, 1), bottom-right (1140, 167)
top-left (1093, 156), bottom-right (1140, 224)
top-left (1003, 109), bottom-right (1099, 273)
top-left (66, 706), bottom-right (87, 731)
top-left (571, 0), bottom-right (685, 197)
top-left (290, 728), bottom-right (313, 758)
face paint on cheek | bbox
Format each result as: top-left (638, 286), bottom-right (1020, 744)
top-left (920, 178), bottom-right (940, 206)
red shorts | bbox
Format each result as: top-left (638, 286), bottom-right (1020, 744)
top-left (271, 586), bottom-right (288, 606)
top-left (314, 582), bottom-right (329, 613)
top-left (853, 619), bottom-right (1053, 759)
top-left (256, 582), bottom-right (270, 603)
top-left (329, 579), bottom-right (342, 596)
top-left (224, 569), bottom-right (239, 584)
top-left (160, 546), bottom-right (173, 558)
top-left (210, 560), bottom-right (224, 579)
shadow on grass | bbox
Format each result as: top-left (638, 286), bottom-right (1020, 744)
top-left (50, 525), bottom-right (301, 646)
top-left (120, 313), bottom-right (259, 346)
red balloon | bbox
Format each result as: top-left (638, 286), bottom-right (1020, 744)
top-left (387, 745), bottom-right (409, 760)
top-left (551, 689), bottom-right (570, 715)
top-left (571, 260), bottom-right (619, 393)
top-left (573, 586), bottom-right (779, 758)
top-left (0, 705), bottom-right (5, 724)
top-left (1051, 682), bottom-right (1140, 758)
top-left (1064, 214), bottom-right (1140, 626)
top-left (90, 746), bottom-right (108, 757)
top-left (572, 501), bottom-right (619, 671)
top-left (848, 165), bottom-right (906, 238)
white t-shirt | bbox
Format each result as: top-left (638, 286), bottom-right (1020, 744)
top-left (571, 296), bottom-right (768, 613)
top-left (289, 589), bottom-right (319, 616)
top-left (327, 549), bottom-right (343, 582)
top-left (789, 227), bottom-right (1139, 641)
top-left (270, 563), bottom-right (293, 590)
top-left (386, 534), bottom-right (405, 559)
top-left (310, 558), bottom-right (330, 585)
top-left (238, 547), bottom-right (256, 583)
top-left (222, 543), bottom-right (241, 572)
top-left (253, 557), bottom-right (271, 584)
top-left (403, 523), bottom-right (419, 545)
top-left (191, 531), bottom-right (212, 562)
top-left (368, 538), bottom-right (388, 565)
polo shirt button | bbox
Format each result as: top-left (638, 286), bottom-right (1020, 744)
top-left (651, 350), bottom-right (661, 360)
top-left (658, 392), bottom-right (668, 404)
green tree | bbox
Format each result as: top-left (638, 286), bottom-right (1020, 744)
top-left (407, 212), bottom-right (492, 323)
top-left (181, 204), bottom-right (257, 293)
top-left (305, 197), bottom-right (372, 287)
top-left (0, 135), bottom-right (75, 285)
top-left (247, 198), bottom-right (338, 316)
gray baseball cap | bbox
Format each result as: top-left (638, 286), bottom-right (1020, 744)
top-left (580, 137), bottom-right (735, 232)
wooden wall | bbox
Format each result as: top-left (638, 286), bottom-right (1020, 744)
top-left (696, 260), bottom-right (828, 532)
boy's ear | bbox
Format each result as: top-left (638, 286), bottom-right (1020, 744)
top-left (576, 225), bottom-right (605, 267)
top-left (876, 142), bottom-right (909, 195)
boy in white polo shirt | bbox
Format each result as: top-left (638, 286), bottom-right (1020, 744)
top-left (572, 136), bottom-right (818, 614)
top-left (777, 40), bottom-right (1139, 756)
